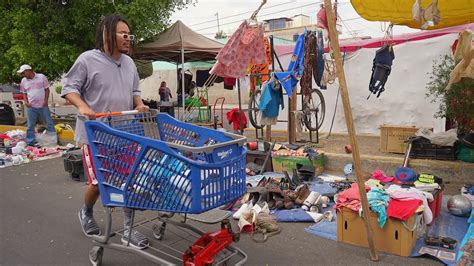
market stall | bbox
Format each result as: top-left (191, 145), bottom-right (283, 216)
top-left (133, 20), bottom-right (224, 119)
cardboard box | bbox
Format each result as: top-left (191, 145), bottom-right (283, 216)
top-left (271, 154), bottom-right (325, 175)
top-left (337, 207), bottom-right (418, 257)
top-left (380, 125), bottom-right (421, 154)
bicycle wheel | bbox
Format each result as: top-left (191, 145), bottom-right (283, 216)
top-left (303, 88), bottom-right (325, 131)
top-left (248, 89), bottom-right (264, 129)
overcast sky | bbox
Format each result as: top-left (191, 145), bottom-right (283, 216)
top-left (170, 0), bottom-right (419, 39)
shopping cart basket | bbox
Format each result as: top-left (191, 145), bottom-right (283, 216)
top-left (85, 110), bottom-right (247, 214)
top-left (84, 110), bottom-right (248, 265)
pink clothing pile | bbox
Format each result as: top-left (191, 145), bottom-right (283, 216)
top-left (210, 20), bottom-right (266, 78)
top-left (335, 183), bottom-right (371, 212)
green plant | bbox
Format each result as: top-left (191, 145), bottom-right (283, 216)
top-left (426, 54), bottom-right (474, 134)
top-left (54, 85), bottom-right (62, 94)
top-left (134, 59), bottom-right (153, 80)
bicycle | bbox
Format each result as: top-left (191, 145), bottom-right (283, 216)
top-left (248, 85), bottom-right (325, 132)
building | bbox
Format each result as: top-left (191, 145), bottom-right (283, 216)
top-left (264, 14), bottom-right (341, 41)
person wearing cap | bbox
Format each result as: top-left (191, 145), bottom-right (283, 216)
top-left (17, 64), bottom-right (56, 146)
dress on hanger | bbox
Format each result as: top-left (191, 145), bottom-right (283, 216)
top-left (210, 20), bottom-right (266, 78)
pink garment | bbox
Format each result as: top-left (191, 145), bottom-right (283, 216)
top-left (210, 21), bottom-right (266, 78)
top-left (335, 183), bottom-right (371, 212)
top-left (387, 198), bottom-right (422, 221)
top-left (371, 169), bottom-right (395, 183)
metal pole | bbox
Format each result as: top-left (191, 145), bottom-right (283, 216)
top-left (237, 79), bottom-right (243, 135)
top-left (324, 0), bottom-right (378, 261)
top-left (181, 48), bottom-right (186, 121)
top-left (215, 12), bottom-right (220, 33)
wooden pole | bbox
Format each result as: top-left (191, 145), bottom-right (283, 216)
top-left (288, 89), bottom-right (297, 144)
top-left (324, 0), bottom-right (379, 261)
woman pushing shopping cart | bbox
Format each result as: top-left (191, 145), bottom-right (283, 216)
top-left (84, 110), bottom-right (248, 265)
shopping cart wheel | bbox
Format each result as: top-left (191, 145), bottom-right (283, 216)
top-left (89, 246), bottom-right (103, 266)
top-left (152, 222), bottom-right (166, 240)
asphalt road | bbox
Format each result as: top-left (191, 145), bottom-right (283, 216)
top-left (0, 157), bottom-right (442, 265)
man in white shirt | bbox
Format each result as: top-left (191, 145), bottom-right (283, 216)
top-left (18, 64), bottom-right (56, 146)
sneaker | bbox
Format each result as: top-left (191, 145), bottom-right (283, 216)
top-left (78, 207), bottom-right (101, 237)
top-left (121, 229), bottom-right (149, 250)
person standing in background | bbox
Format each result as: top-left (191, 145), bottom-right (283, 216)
top-left (17, 64), bottom-right (56, 146)
top-left (159, 81), bottom-right (172, 102)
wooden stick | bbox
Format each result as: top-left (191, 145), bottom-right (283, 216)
top-left (324, 0), bottom-right (379, 261)
top-left (265, 125), bottom-right (272, 141)
top-left (288, 88), bottom-right (297, 144)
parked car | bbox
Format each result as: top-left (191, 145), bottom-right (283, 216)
top-left (0, 83), bottom-right (24, 100)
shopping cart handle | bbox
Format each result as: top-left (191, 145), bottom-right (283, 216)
top-left (165, 131), bottom-right (247, 154)
top-left (78, 110), bottom-right (141, 121)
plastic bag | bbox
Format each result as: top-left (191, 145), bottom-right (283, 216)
top-left (37, 131), bottom-right (58, 147)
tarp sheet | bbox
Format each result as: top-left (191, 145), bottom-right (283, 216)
top-left (351, 0), bottom-right (474, 30)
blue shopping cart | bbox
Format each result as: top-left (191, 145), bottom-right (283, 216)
top-left (84, 110), bottom-right (247, 265)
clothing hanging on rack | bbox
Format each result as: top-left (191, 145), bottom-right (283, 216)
top-left (250, 37), bottom-right (272, 91)
top-left (368, 44), bottom-right (395, 99)
top-left (223, 78), bottom-right (236, 90)
top-left (316, 30), bottom-right (326, 89)
top-left (301, 32), bottom-right (318, 97)
top-left (210, 20), bottom-right (266, 78)
top-left (226, 108), bottom-right (247, 131)
top-left (177, 68), bottom-right (194, 96)
top-left (273, 33), bottom-right (305, 96)
top-left (196, 69), bottom-right (210, 87)
top-left (258, 78), bottom-right (284, 125)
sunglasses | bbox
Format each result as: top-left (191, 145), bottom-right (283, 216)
top-left (116, 33), bottom-right (135, 40)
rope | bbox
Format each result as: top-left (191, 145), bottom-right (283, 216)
top-left (327, 49), bottom-right (346, 138)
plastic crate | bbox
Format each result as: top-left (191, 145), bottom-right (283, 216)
top-left (85, 113), bottom-right (247, 214)
top-left (409, 137), bottom-right (457, 160)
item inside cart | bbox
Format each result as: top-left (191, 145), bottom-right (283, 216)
top-left (84, 110), bottom-right (248, 265)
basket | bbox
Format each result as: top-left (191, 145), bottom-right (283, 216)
top-left (85, 112), bottom-right (247, 214)
top-left (409, 137), bottom-right (457, 161)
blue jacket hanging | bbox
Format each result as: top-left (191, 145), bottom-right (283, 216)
top-left (258, 79), bottom-right (284, 118)
top-left (274, 33), bottom-right (305, 97)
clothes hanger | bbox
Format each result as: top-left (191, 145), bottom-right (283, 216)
top-left (377, 23), bottom-right (394, 53)
top-left (248, 0), bottom-right (267, 27)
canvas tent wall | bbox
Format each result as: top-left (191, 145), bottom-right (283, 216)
top-left (265, 24), bottom-right (473, 134)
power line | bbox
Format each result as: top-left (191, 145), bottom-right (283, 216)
top-left (194, 2), bottom-right (326, 32)
top-left (188, 0), bottom-right (297, 27)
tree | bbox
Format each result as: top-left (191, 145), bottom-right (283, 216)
top-left (0, 0), bottom-right (188, 83)
top-left (426, 54), bottom-right (474, 134)
top-left (214, 30), bottom-right (227, 39)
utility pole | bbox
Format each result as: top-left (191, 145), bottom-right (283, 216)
top-left (215, 12), bottom-right (220, 33)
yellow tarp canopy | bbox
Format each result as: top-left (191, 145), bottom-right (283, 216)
top-left (351, 0), bottom-right (474, 30)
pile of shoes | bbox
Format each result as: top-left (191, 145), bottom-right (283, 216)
top-left (234, 172), bottom-right (335, 234)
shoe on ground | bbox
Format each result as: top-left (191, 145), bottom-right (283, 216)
top-left (233, 202), bottom-right (253, 220)
top-left (121, 229), bottom-right (149, 250)
top-left (78, 207), bottom-right (101, 237)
